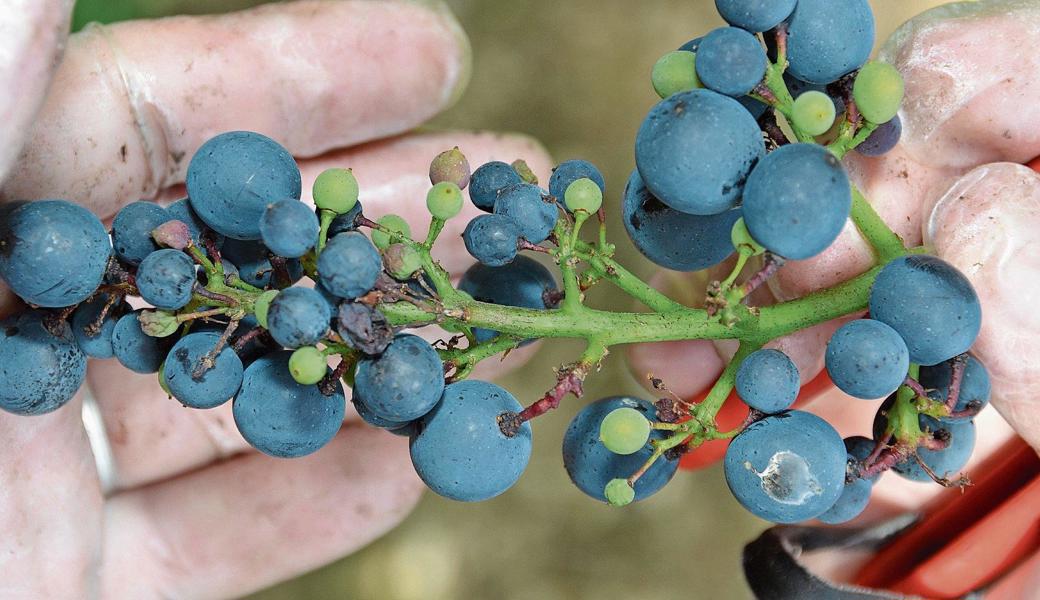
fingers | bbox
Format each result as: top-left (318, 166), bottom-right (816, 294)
top-left (928, 161), bottom-right (1040, 450)
top-left (0, 0), bottom-right (71, 183)
top-left (1, 0), bottom-right (471, 218)
top-left (101, 425), bottom-right (424, 600)
top-left (0, 395), bottom-right (102, 598)
top-left (880, 0), bottom-right (1040, 171)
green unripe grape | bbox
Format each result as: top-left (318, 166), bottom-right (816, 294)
top-left (253, 289), bottom-right (279, 328)
top-left (651, 50), bottom-right (700, 99)
top-left (853, 61), bottom-right (904, 124)
top-left (426, 182), bottom-right (464, 220)
top-left (605, 478), bottom-right (635, 507)
top-left (289, 346), bottom-right (327, 385)
top-left (158, 362), bottom-right (173, 397)
top-left (313, 168), bottom-right (360, 214)
top-left (791, 91), bottom-right (837, 136)
top-left (371, 214), bottom-right (411, 250)
top-left (730, 217), bottom-right (765, 256)
top-left (564, 178), bottom-right (603, 214)
top-left (383, 243), bottom-right (423, 280)
top-left (599, 407), bottom-right (652, 455)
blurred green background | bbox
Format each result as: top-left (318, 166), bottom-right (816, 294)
top-left (71, 1), bottom-right (950, 598)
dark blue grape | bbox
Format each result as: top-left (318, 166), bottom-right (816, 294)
top-left (548, 160), bottom-right (605, 209)
top-left (623, 170), bottom-right (740, 272)
top-left (735, 349), bottom-right (800, 414)
top-left (71, 294), bottom-right (127, 359)
top-left (317, 232), bottom-right (381, 299)
top-left (742, 143), bottom-right (851, 260)
top-left (111, 201), bottom-right (171, 265)
top-left (351, 396), bottom-right (415, 438)
top-left (563, 396), bottom-right (679, 503)
top-left (715, 0), bottom-right (797, 33)
top-left (457, 256), bottom-right (558, 343)
top-left (410, 380), bottom-right (532, 501)
top-left (186, 131), bottom-right (302, 240)
top-left (163, 331), bottom-right (244, 409)
top-left (695, 27), bottom-right (767, 97)
top-left (259, 199), bottom-right (319, 258)
top-left (462, 214), bottom-right (520, 267)
top-left (825, 319), bottom-right (910, 400)
top-left (678, 37), bottom-right (702, 53)
top-left (869, 255), bottom-right (982, 366)
top-left (635, 89), bottom-right (765, 216)
top-left (0, 311), bottom-right (86, 415)
top-left (737, 95), bottom-right (768, 120)
top-left (724, 410), bottom-right (846, 523)
top-left (166, 198), bottom-right (225, 249)
top-left (353, 334), bottom-right (444, 422)
top-left (856, 116), bottom-right (902, 157)
top-left (112, 312), bottom-right (172, 374)
top-left (844, 435), bottom-right (881, 484)
top-left (893, 416), bottom-right (976, 483)
top-left (326, 200), bottom-right (364, 237)
top-left (493, 183), bottom-right (557, 244)
top-left (221, 238), bottom-right (303, 288)
top-left (0, 200), bottom-right (110, 307)
top-left (136, 249), bottom-right (196, 310)
top-left (817, 473), bottom-right (872, 524)
top-left (266, 287), bottom-right (331, 349)
top-left (469, 161), bottom-right (522, 212)
top-left (919, 355), bottom-right (990, 419)
top-left (786, 0), bottom-right (875, 84)
top-left (233, 350), bottom-right (344, 458)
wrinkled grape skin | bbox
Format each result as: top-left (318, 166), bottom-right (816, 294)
top-left (742, 143), bottom-right (851, 260)
top-left (492, 183), bottom-right (557, 244)
top-left (233, 351), bottom-right (345, 459)
top-left (457, 256), bottom-right (558, 344)
top-left (111, 201), bottom-right (171, 265)
top-left (317, 232), bottom-right (381, 299)
top-left (71, 294), bottom-right (126, 359)
top-left (635, 89), bottom-right (765, 216)
top-left (622, 170), bottom-right (740, 272)
top-left (266, 287), bottom-right (331, 349)
top-left (735, 349), bottom-right (800, 414)
top-left (825, 319), bottom-right (910, 400)
top-left (786, 0), bottom-right (875, 84)
top-left (469, 161), bottom-right (522, 212)
top-left (136, 249), bottom-right (197, 310)
top-left (869, 255), bottom-right (982, 366)
top-left (563, 396), bottom-right (679, 504)
top-left (715, 0), bottom-right (797, 33)
top-left (111, 312), bottom-right (172, 374)
top-left (919, 355), bottom-right (991, 419)
top-left (163, 331), bottom-right (244, 409)
top-left (0, 200), bottom-right (110, 308)
top-left (186, 131), bottom-right (302, 240)
top-left (724, 411), bottom-right (846, 523)
top-left (695, 27), bottom-right (767, 97)
top-left (353, 334), bottom-right (445, 423)
top-left (259, 199), bottom-right (319, 259)
top-left (410, 380), bottom-right (532, 502)
top-left (462, 214), bottom-right (520, 267)
top-left (0, 311), bottom-right (86, 415)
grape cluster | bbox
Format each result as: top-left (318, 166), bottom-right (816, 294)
top-left (0, 0), bottom-right (993, 529)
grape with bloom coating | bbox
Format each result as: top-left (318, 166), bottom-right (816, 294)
top-left (791, 91), bottom-right (837, 136)
top-left (0, 311), bottom-right (86, 416)
top-left (353, 334), bottom-right (444, 422)
top-left (695, 27), bottom-right (767, 97)
top-left (549, 159), bottom-right (605, 210)
top-left (735, 349), bottom-right (800, 414)
top-left (651, 50), bottom-right (699, 99)
top-left (493, 183), bottom-right (557, 243)
top-left (112, 312), bottom-right (172, 374)
top-left (715, 0), bottom-right (796, 33)
top-left (71, 294), bottom-right (126, 359)
top-left (136, 249), bottom-right (197, 310)
top-left (919, 355), bottom-right (991, 419)
top-left (599, 407), bottom-right (651, 455)
top-left (265, 287), bottom-right (331, 349)
top-left (463, 214), bottom-right (520, 267)
top-left (259, 199), bottom-right (319, 258)
top-left (826, 319), bottom-right (910, 400)
top-left (111, 201), bottom-right (171, 265)
top-left (318, 232), bottom-right (382, 299)
top-left (313, 168), bottom-right (359, 214)
top-left (856, 116), bottom-right (902, 157)
top-left (469, 161), bottom-right (522, 212)
top-left (854, 61), bottom-right (905, 124)
top-left (786, 0), bottom-right (874, 84)
top-left (163, 331), bottom-right (243, 409)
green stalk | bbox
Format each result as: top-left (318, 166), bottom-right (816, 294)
top-left (694, 341), bottom-right (761, 422)
top-left (850, 186), bottom-right (906, 263)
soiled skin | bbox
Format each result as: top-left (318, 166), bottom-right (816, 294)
top-left (0, 1), bottom-right (552, 598)
top-left (628, 0), bottom-right (1040, 514)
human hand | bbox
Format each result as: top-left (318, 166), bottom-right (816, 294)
top-left (0, 1), bottom-right (550, 597)
top-left (629, 0), bottom-right (1040, 510)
